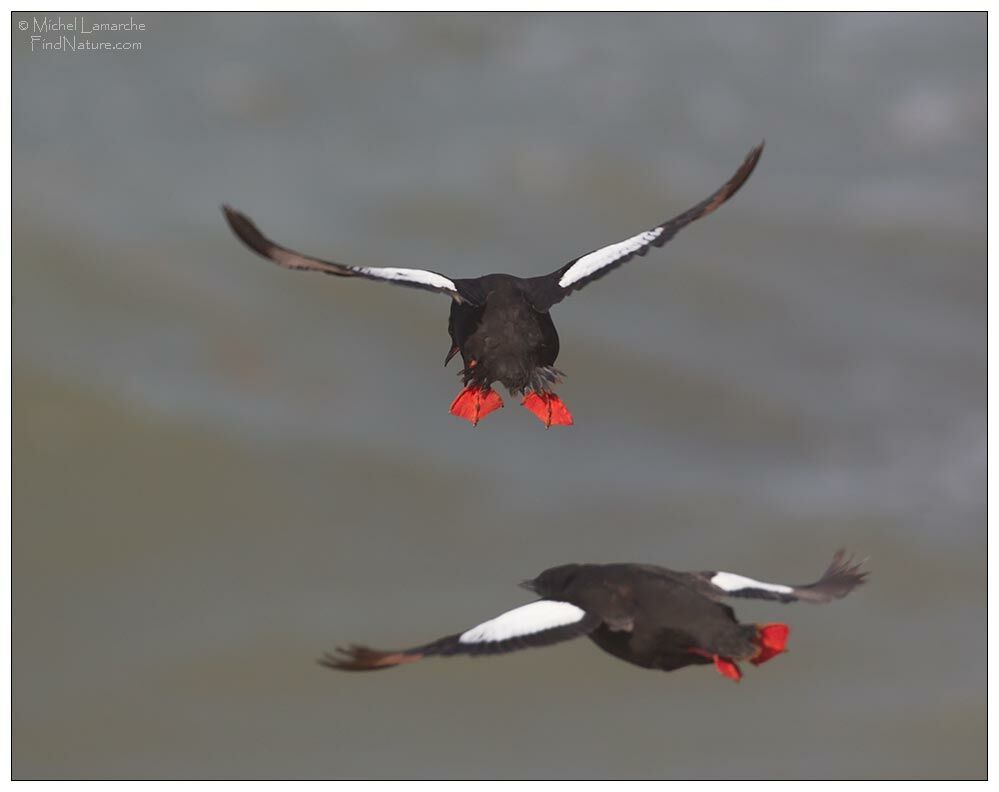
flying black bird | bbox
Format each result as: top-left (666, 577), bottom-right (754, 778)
top-left (223, 142), bottom-right (763, 427)
top-left (320, 550), bottom-right (867, 682)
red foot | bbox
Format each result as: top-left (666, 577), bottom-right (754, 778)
top-left (713, 656), bottom-right (743, 682)
top-left (521, 392), bottom-right (574, 428)
top-left (688, 646), bottom-right (742, 682)
top-left (750, 623), bottom-right (790, 666)
top-left (449, 386), bottom-right (503, 426)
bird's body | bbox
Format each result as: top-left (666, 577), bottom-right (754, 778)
top-left (447, 275), bottom-right (561, 394)
top-left (223, 143), bottom-right (764, 427)
top-left (322, 551), bottom-right (868, 682)
top-left (565, 563), bottom-right (762, 672)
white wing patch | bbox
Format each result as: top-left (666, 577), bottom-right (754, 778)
top-left (710, 572), bottom-right (794, 595)
top-left (354, 265), bottom-right (456, 292)
top-left (458, 600), bottom-right (588, 645)
top-left (558, 227), bottom-right (665, 289)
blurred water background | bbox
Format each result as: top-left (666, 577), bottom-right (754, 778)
top-left (12, 12), bottom-right (985, 779)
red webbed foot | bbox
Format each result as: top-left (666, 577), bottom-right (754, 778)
top-left (688, 646), bottom-right (742, 683)
top-left (521, 392), bottom-right (574, 428)
top-left (688, 625), bottom-right (789, 682)
top-left (713, 655), bottom-right (743, 682)
top-left (750, 623), bottom-right (790, 666)
top-left (449, 386), bottom-right (504, 426)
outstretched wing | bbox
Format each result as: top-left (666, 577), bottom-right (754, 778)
top-left (529, 142), bottom-right (764, 310)
top-left (320, 599), bottom-right (601, 671)
top-left (222, 206), bottom-right (474, 303)
top-left (702, 550), bottom-right (869, 604)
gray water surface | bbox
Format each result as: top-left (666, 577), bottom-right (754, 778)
top-left (13, 12), bottom-right (985, 779)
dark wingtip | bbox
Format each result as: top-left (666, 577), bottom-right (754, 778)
top-left (741, 140), bottom-right (765, 177)
top-left (739, 140), bottom-right (764, 173)
top-left (318, 645), bottom-right (423, 672)
top-left (221, 204), bottom-right (277, 260)
top-left (699, 141), bottom-right (765, 216)
top-left (317, 650), bottom-right (347, 671)
top-left (220, 203), bottom-right (244, 228)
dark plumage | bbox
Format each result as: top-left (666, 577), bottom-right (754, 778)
top-left (223, 143), bottom-right (764, 427)
top-left (321, 550), bottom-right (867, 682)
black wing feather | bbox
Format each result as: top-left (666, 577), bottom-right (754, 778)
top-left (320, 608), bottom-right (601, 672)
top-left (530, 142), bottom-right (763, 310)
top-left (705, 550), bottom-right (869, 605)
top-left (222, 205), bottom-right (473, 303)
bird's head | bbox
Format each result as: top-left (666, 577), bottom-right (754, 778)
top-left (520, 564), bottom-right (580, 599)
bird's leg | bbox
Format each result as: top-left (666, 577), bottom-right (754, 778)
top-left (449, 385), bottom-right (504, 426)
top-left (521, 391), bottom-right (574, 428)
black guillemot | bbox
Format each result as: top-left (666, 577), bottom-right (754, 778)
top-left (321, 549), bottom-right (866, 682)
top-left (223, 143), bottom-right (763, 427)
